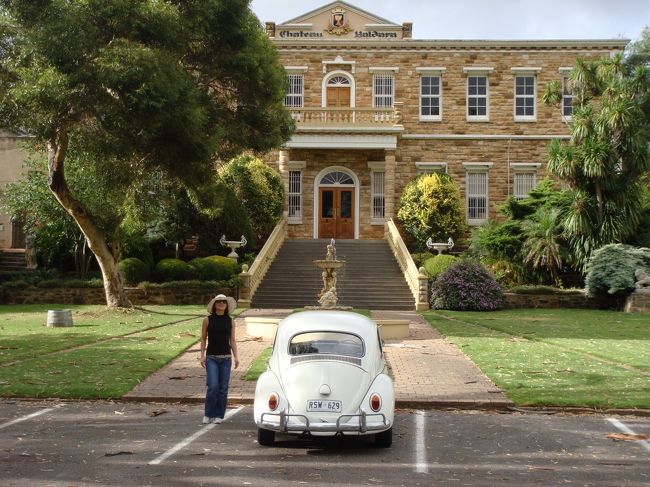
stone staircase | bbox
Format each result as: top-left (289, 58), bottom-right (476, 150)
top-left (0, 249), bottom-right (28, 272)
top-left (251, 239), bottom-right (414, 310)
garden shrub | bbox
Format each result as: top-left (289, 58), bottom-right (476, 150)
top-left (118, 258), bottom-right (150, 285)
top-left (397, 173), bottom-right (466, 251)
top-left (35, 278), bottom-right (104, 288)
top-left (155, 258), bottom-right (189, 281)
top-left (431, 260), bottom-right (504, 311)
top-left (120, 233), bottom-right (154, 270)
top-left (585, 244), bottom-right (650, 297)
top-left (186, 257), bottom-right (231, 281)
top-left (410, 252), bottom-right (431, 268)
top-left (423, 254), bottom-right (458, 279)
top-left (218, 154), bottom-right (285, 238)
top-left (205, 255), bottom-right (238, 277)
top-left (195, 188), bottom-right (255, 256)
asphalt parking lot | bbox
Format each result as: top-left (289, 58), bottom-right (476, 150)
top-left (1, 400), bottom-right (649, 486)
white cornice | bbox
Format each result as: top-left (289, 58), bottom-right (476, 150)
top-left (369, 67), bottom-right (399, 73)
top-left (272, 39), bottom-right (628, 50)
top-left (284, 66), bottom-right (309, 73)
top-left (402, 133), bottom-right (570, 140)
top-left (416, 67), bottom-right (447, 74)
top-left (511, 67), bottom-right (542, 73)
top-left (463, 66), bottom-right (494, 74)
top-left (286, 134), bottom-right (397, 150)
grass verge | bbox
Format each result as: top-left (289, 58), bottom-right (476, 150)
top-left (423, 309), bottom-right (650, 409)
top-left (244, 347), bottom-right (273, 381)
top-left (0, 305), bottom-right (206, 398)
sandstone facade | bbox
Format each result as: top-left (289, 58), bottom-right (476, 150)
top-left (263, 2), bottom-right (627, 240)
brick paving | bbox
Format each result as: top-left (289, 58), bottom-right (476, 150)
top-left (123, 309), bottom-right (512, 410)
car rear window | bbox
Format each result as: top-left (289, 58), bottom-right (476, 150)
top-left (288, 332), bottom-right (364, 358)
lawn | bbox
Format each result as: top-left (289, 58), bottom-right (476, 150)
top-left (0, 305), bottom-right (207, 398)
top-left (423, 309), bottom-right (650, 409)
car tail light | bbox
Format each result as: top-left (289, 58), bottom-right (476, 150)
top-left (370, 393), bottom-right (381, 412)
top-left (268, 392), bottom-right (279, 411)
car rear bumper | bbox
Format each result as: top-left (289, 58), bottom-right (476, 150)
top-left (258, 410), bottom-right (390, 434)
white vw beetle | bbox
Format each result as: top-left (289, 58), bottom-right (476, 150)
top-left (254, 310), bottom-right (394, 447)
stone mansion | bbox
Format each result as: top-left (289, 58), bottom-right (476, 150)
top-left (262, 1), bottom-right (627, 240)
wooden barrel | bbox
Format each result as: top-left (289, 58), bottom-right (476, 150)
top-left (47, 309), bottom-right (73, 328)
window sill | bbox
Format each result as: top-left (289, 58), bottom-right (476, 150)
top-left (466, 117), bottom-right (489, 122)
top-left (371, 219), bottom-right (386, 226)
top-left (288, 218), bottom-right (303, 225)
top-left (514, 117), bottom-right (537, 123)
top-left (419, 117), bottom-right (442, 122)
top-left (467, 218), bottom-right (487, 227)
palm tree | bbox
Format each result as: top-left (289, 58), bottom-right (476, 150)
top-left (521, 207), bottom-right (567, 286)
top-left (542, 54), bottom-right (650, 270)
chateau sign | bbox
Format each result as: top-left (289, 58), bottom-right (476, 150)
top-left (266, 4), bottom-right (410, 41)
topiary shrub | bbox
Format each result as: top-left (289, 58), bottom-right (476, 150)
top-left (423, 254), bottom-right (458, 280)
top-left (118, 258), bottom-right (150, 285)
top-left (205, 255), bottom-right (238, 278)
top-left (155, 258), bottom-right (189, 281)
top-left (186, 257), bottom-right (236, 281)
top-left (397, 173), bottom-right (466, 251)
top-left (431, 260), bottom-right (504, 311)
top-left (585, 244), bottom-right (650, 297)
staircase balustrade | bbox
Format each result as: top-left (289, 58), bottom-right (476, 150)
top-left (384, 218), bottom-right (429, 311)
top-left (238, 216), bottom-right (288, 307)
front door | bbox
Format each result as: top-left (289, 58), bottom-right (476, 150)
top-left (326, 87), bottom-right (351, 108)
top-left (318, 188), bottom-right (354, 239)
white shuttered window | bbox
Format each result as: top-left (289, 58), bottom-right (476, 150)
top-left (373, 74), bottom-right (394, 108)
top-left (284, 74), bottom-right (304, 108)
top-left (371, 171), bottom-right (385, 222)
top-left (288, 170), bottom-right (302, 222)
top-left (466, 172), bottom-right (488, 223)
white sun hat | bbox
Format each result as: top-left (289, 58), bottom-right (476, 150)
top-left (207, 294), bottom-right (237, 315)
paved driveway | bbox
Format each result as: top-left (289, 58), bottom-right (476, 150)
top-left (1, 400), bottom-right (648, 486)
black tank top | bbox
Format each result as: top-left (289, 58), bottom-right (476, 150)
top-left (206, 314), bottom-right (232, 356)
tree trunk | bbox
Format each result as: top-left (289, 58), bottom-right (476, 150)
top-left (47, 131), bottom-right (131, 308)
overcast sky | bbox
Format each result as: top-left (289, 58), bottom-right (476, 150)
top-left (250, 0), bottom-right (649, 42)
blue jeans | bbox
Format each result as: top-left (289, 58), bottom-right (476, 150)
top-left (204, 356), bottom-right (232, 419)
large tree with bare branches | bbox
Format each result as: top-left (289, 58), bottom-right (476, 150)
top-left (0, 0), bottom-right (293, 306)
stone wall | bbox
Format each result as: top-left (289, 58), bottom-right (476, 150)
top-left (0, 286), bottom-right (237, 306)
top-left (624, 291), bottom-right (650, 313)
top-left (503, 292), bottom-right (609, 310)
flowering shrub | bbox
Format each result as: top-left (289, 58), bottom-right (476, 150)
top-left (430, 260), bottom-right (504, 311)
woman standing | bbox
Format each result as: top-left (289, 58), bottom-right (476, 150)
top-left (200, 294), bottom-right (239, 424)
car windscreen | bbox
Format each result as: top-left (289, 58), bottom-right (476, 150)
top-left (288, 331), bottom-right (364, 358)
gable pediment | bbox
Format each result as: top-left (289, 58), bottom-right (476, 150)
top-left (267, 2), bottom-right (410, 41)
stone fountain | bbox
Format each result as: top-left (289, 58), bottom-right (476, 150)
top-left (308, 239), bottom-right (351, 310)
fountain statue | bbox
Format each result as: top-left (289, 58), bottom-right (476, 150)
top-left (309, 239), bottom-right (351, 310)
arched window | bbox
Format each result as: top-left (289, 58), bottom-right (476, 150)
top-left (320, 171), bottom-right (354, 185)
top-left (327, 76), bottom-right (351, 86)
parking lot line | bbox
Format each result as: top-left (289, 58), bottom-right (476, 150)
top-left (606, 417), bottom-right (650, 454)
top-left (148, 406), bottom-right (244, 465)
top-left (0, 405), bottom-right (62, 430)
top-left (415, 410), bottom-right (428, 473)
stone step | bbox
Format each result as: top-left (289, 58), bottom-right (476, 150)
top-left (251, 238), bottom-right (414, 310)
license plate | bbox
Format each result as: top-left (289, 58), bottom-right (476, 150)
top-left (307, 400), bottom-right (342, 412)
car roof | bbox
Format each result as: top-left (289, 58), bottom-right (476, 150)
top-left (276, 310), bottom-right (378, 342)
